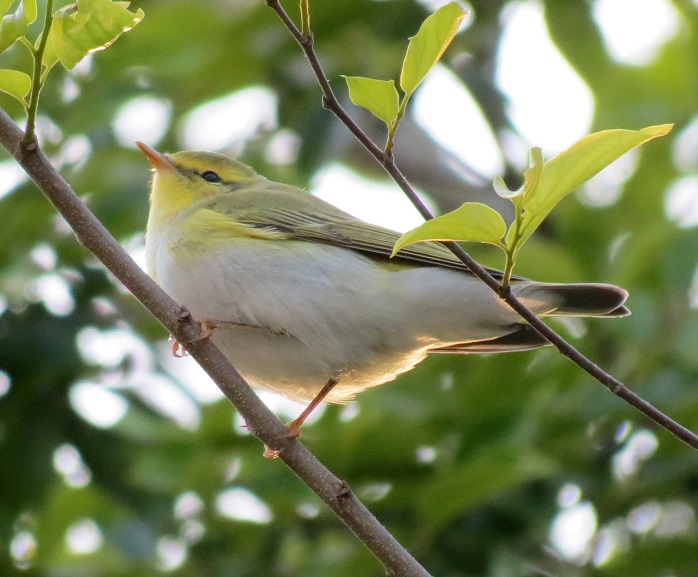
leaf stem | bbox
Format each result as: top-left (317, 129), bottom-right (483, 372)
top-left (24, 0), bottom-right (54, 144)
top-left (385, 94), bottom-right (409, 154)
top-left (501, 205), bottom-right (524, 288)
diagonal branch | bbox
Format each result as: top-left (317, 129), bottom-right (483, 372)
top-left (265, 0), bottom-right (698, 451)
top-left (0, 108), bottom-right (433, 577)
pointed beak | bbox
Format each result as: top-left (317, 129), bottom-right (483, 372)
top-left (136, 141), bottom-right (175, 172)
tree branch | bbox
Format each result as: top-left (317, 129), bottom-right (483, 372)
top-left (265, 0), bottom-right (698, 451)
top-left (0, 108), bottom-right (433, 577)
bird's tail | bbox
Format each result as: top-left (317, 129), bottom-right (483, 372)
top-left (430, 282), bottom-right (629, 354)
top-left (520, 282), bottom-right (630, 318)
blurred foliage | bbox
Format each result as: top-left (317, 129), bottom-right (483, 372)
top-left (1, 0), bottom-right (698, 576)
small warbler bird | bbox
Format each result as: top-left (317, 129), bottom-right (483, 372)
top-left (138, 142), bottom-right (628, 435)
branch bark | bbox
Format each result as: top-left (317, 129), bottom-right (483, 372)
top-left (0, 108), bottom-right (433, 577)
top-left (265, 0), bottom-right (698, 451)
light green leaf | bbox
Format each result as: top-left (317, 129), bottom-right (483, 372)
top-left (494, 148), bottom-right (544, 201)
top-left (492, 175), bottom-right (517, 198)
top-left (400, 1), bottom-right (466, 96)
top-left (50, 0), bottom-right (144, 70)
top-left (343, 76), bottom-right (399, 126)
top-left (0, 2), bottom-right (28, 54)
top-left (0, 68), bottom-right (30, 106)
top-left (392, 202), bottom-right (506, 256)
top-left (23, 0), bottom-right (37, 25)
top-left (0, 0), bottom-right (13, 15)
top-left (520, 146), bottom-right (544, 203)
top-left (512, 124), bottom-right (673, 248)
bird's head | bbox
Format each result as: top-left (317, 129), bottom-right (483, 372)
top-left (137, 142), bottom-right (260, 224)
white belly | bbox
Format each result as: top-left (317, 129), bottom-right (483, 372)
top-left (148, 234), bottom-right (519, 403)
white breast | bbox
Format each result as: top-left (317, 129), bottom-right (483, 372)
top-left (147, 223), bottom-right (434, 402)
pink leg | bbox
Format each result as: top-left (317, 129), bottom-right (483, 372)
top-left (263, 376), bottom-right (340, 459)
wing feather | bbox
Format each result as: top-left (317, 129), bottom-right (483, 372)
top-left (204, 185), bottom-right (508, 278)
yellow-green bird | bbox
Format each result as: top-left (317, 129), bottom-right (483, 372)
top-left (138, 142), bottom-right (628, 434)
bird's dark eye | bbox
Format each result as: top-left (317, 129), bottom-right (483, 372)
top-left (201, 170), bottom-right (222, 183)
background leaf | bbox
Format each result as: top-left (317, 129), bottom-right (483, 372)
top-left (0, 0), bottom-right (15, 15)
top-left (0, 3), bottom-right (28, 54)
top-left (418, 444), bottom-right (559, 530)
top-left (0, 68), bottom-right (29, 105)
top-left (50, 0), bottom-right (144, 70)
top-left (22, 0), bottom-right (36, 25)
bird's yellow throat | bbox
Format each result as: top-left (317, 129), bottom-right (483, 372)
top-left (147, 168), bottom-right (196, 230)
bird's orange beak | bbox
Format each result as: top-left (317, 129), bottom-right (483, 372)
top-left (136, 141), bottom-right (175, 172)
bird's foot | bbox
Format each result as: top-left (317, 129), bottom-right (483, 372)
top-left (170, 318), bottom-right (221, 357)
top-left (169, 334), bottom-right (188, 357)
top-left (262, 419), bottom-right (303, 459)
top-left (262, 376), bottom-right (341, 459)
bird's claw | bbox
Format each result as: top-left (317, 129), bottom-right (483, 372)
top-left (262, 421), bottom-right (302, 459)
top-left (169, 319), bottom-right (220, 357)
top-left (169, 334), bottom-right (189, 357)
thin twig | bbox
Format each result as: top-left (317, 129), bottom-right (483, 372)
top-left (265, 0), bottom-right (698, 451)
top-left (0, 107), bottom-right (432, 577)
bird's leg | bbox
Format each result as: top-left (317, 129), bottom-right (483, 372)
top-left (286, 376), bottom-right (341, 438)
top-left (170, 319), bottom-right (290, 357)
top-left (263, 375), bottom-right (341, 459)
top-left (169, 319), bottom-right (220, 357)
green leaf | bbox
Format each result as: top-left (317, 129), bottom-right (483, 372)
top-left (0, 68), bottom-right (30, 106)
top-left (50, 0), bottom-right (144, 70)
top-left (400, 1), bottom-right (466, 96)
top-left (343, 76), bottom-right (399, 126)
top-left (512, 124), bottom-right (673, 248)
top-left (0, 0), bottom-right (14, 15)
top-left (392, 202), bottom-right (506, 256)
top-left (23, 0), bottom-right (36, 25)
top-left (494, 147), bottom-right (544, 201)
top-left (0, 2), bottom-right (28, 54)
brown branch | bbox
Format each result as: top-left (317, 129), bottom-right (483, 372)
top-left (0, 108), bottom-right (433, 577)
top-left (265, 0), bottom-right (698, 451)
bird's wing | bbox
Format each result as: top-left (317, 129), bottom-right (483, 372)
top-left (222, 192), bottom-right (507, 278)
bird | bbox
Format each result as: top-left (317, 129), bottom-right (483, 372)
top-left (137, 142), bottom-right (629, 439)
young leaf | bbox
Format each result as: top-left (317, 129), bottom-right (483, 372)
top-left (392, 202), bottom-right (506, 256)
top-left (400, 1), bottom-right (466, 96)
top-left (494, 147), bottom-right (544, 201)
top-left (50, 0), bottom-right (144, 70)
top-left (511, 124), bottom-right (673, 248)
top-left (23, 0), bottom-right (37, 25)
top-left (343, 76), bottom-right (399, 126)
top-left (0, 3), bottom-right (29, 54)
top-left (0, 0), bottom-right (14, 16)
top-left (0, 69), bottom-right (31, 106)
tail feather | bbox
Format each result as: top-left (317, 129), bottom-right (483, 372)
top-left (522, 282), bottom-right (630, 318)
top-left (430, 282), bottom-right (629, 356)
top-left (431, 324), bottom-right (550, 354)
